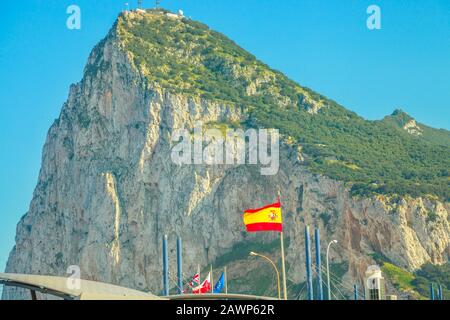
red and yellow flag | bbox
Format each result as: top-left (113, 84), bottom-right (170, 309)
top-left (243, 200), bottom-right (283, 232)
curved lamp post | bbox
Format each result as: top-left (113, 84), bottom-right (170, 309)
top-left (326, 240), bottom-right (338, 300)
top-left (250, 252), bottom-right (281, 300)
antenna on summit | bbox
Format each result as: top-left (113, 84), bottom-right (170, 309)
top-left (137, 0), bottom-right (143, 9)
top-left (155, 0), bottom-right (161, 9)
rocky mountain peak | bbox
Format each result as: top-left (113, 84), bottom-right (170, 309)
top-left (391, 108), bottom-right (413, 119)
top-left (113, 9), bottom-right (325, 114)
top-left (2, 10), bottom-right (449, 300)
top-left (387, 109), bottom-right (422, 136)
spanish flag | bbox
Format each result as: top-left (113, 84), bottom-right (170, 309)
top-left (243, 200), bottom-right (283, 232)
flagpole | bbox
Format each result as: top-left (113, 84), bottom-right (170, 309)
top-left (210, 265), bottom-right (213, 294)
top-left (198, 264), bottom-right (200, 289)
top-left (280, 231), bottom-right (288, 300)
top-left (278, 191), bottom-right (288, 300)
top-left (224, 267), bottom-right (228, 294)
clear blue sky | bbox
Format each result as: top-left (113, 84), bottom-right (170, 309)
top-left (0, 0), bottom-right (449, 272)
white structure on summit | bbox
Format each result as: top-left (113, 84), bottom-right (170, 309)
top-left (166, 10), bottom-right (184, 19)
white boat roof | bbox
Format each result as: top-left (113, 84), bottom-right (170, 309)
top-left (0, 273), bottom-right (165, 300)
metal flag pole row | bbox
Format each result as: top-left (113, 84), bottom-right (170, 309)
top-left (162, 234), bottom-right (231, 296)
top-left (430, 283), bottom-right (445, 300)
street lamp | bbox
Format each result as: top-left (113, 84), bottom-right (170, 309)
top-left (250, 252), bottom-right (281, 300)
top-left (326, 240), bottom-right (338, 300)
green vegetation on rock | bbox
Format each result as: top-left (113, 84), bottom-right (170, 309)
top-left (382, 262), bottom-right (450, 299)
top-left (115, 10), bottom-right (450, 201)
top-left (382, 263), bottom-right (416, 292)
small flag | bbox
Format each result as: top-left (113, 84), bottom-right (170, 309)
top-left (192, 273), bottom-right (211, 294)
top-left (189, 273), bottom-right (200, 287)
top-left (213, 272), bottom-right (225, 294)
top-left (243, 199), bottom-right (283, 232)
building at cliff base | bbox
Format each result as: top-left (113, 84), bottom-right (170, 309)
top-left (365, 265), bottom-right (386, 300)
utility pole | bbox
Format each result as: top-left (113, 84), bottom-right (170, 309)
top-left (162, 234), bottom-right (169, 296)
top-left (305, 226), bottom-right (314, 300)
top-left (314, 227), bottom-right (323, 300)
top-left (176, 237), bottom-right (183, 294)
top-left (438, 285), bottom-right (443, 301)
top-left (430, 283), bottom-right (435, 300)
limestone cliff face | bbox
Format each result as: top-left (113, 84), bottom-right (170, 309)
top-left (4, 14), bottom-right (449, 299)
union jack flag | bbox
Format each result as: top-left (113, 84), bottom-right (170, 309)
top-left (190, 273), bottom-right (200, 287)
